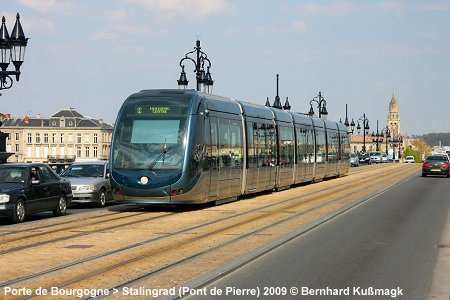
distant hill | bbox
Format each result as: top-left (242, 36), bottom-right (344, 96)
top-left (412, 133), bottom-right (450, 146)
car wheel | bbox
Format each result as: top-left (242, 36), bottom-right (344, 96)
top-left (422, 173), bottom-right (426, 177)
top-left (96, 189), bottom-right (106, 208)
top-left (11, 199), bottom-right (26, 223)
top-left (53, 195), bottom-right (67, 216)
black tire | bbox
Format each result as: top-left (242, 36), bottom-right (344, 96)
top-left (53, 195), bottom-right (67, 216)
top-left (11, 199), bottom-right (26, 223)
top-left (422, 173), bottom-right (426, 177)
top-left (96, 189), bottom-right (106, 208)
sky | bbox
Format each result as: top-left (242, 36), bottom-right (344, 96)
top-left (0, 0), bottom-right (449, 136)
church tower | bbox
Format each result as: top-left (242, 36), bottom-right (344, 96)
top-left (387, 92), bottom-right (401, 137)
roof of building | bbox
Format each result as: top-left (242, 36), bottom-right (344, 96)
top-left (0, 108), bottom-right (113, 130)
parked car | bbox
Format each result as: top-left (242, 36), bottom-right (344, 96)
top-left (422, 155), bottom-right (450, 177)
top-left (358, 152), bottom-right (371, 164)
top-left (405, 156), bottom-right (415, 163)
top-left (381, 154), bottom-right (388, 163)
top-left (0, 163), bottom-right (73, 223)
top-left (60, 161), bottom-right (112, 207)
top-left (48, 162), bottom-right (73, 174)
top-left (369, 151), bottom-right (382, 164)
top-left (350, 153), bottom-right (359, 167)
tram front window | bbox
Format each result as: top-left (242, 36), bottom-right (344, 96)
top-left (112, 97), bottom-right (190, 172)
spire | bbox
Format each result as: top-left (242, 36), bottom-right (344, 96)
top-left (389, 91), bottom-right (398, 111)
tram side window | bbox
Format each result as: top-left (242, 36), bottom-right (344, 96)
top-left (279, 126), bottom-right (294, 165)
top-left (296, 128), bottom-right (306, 163)
top-left (219, 119), bottom-right (231, 168)
top-left (247, 122), bottom-right (257, 168)
top-left (316, 130), bottom-right (326, 163)
top-left (230, 121), bottom-right (243, 168)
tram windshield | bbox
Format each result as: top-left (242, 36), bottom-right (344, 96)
top-left (111, 96), bottom-right (191, 172)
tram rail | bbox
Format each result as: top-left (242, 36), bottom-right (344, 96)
top-left (0, 164), bottom-right (419, 299)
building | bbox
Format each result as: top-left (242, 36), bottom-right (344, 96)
top-left (0, 108), bottom-right (114, 163)
top-left (350, 92), bottom-right (405, 157)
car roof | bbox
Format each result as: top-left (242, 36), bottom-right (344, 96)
top-left (0, 163), bottom-right (48, 167)
top-left (70, 161), bottom-right (108, 165)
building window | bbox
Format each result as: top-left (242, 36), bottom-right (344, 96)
top-left (85, 134), bottom-right (90, 144)
top-left (15, 133), bottom-right (19, 141)
top-left (76, 146), bottom-right (81, 158)
top-left (60, 133), bottom-right (65, 143)
top-left (35, 147), bottom-right (41, 158)
top-left (85, 146), bottom-right (90, 158)
top-left (52, 133), bottom-right (56, 144)
top-left (93, 146), bottom-right (98, 158)
top-left (27, 133), bottom-right (32, 143)
top-left (93, 134), bottom-right (98, 144)
top-left (35, 133), bottom-right (41, 144)
top-left (15, 144), bottom-right (19, 152)
top-left (77, 134), bottom-right (81, 143)
top-left (68, 133), bottom-right (73, 143)
top-left (44, 133), bottom-right (49, 143)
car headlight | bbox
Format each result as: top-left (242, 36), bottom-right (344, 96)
top-left (0, 194), bottom-right (10, 203)
top-left (77, 185), bottom-right (97, 192)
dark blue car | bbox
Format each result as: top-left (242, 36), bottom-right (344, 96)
top-left (0, 163), bottom-right (73, 223)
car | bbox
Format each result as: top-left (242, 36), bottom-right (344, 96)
top-left (381, 154), bottom-right (388, 163)
top-left (405, 156), bottom-right (415, 163)
top-left (358, 152), bottom-right (371, 164)
top-left (422, 155), bottom-right (450, 177)
top-left (60, 161), bottom-right (112, 207)
top-left (350, 153), bottom-right (359, 167)
top-left (0, 163), bottom-right (73, 223)
top-left (369, 151), bottom-right (382, 164)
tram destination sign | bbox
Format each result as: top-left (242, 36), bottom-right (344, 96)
top-left (135, 105), bottom-right (181, 115)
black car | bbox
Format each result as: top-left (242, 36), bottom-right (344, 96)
top-left (358, 152), bottom-right (371, 164)
top-left (0, 163), bottom-right (73, 223)
top-left (422, 155), bottom-right (450, 177)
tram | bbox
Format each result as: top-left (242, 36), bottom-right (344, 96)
top-left (109, 89), bottom-right (350, 204)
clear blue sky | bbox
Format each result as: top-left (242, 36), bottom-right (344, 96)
top-left (1, 0), bottom-right (449, 135)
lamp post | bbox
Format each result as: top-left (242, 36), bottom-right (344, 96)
top-left (371, 120), bottom-right (383, 151)
top-left (343, 104), bottom-right (355, 134)
top-left (350, 113), bottom-right (369, 153)
top-left (266, 74), bottom-right (291, 110)
top-left (380, 126), bottom-right (390, 156)
top-left (308, 92), bottom-right (328, 118)
top-left (0, 13), bottom-right (28, 95)
top-left (177, 39), bottom-right (213, 93)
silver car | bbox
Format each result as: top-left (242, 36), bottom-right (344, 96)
top-left (61, 161), bottom-right (112, 207)
top-left (369, 151), bottom-right (382, 164)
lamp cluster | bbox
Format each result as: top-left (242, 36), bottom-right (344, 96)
top-left (177, 40), bottom-right (213, 93)
top-left (0, 13), bottom-right (28, 94)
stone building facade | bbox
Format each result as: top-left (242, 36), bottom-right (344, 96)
top-left (0, 108), bottom-right (113, 163)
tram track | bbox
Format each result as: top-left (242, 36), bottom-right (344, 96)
top-left (0, 164), bottom-right (419, 299)
top-left (0, 163), bottom-right (404, 256)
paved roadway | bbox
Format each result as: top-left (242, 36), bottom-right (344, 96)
top-left (201, 173), bottom-right (450, 300)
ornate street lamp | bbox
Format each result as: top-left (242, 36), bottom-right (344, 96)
top-left (0, 13), bottom-right (28, 95)
top-left (308, 92), bottom-right (328, 118)
top-left (349, 113), bottom-right (369, 152)
top-left (177, 40), bottom-right (213, 93)
top-left (343, 104), bottom-right (355, 134)
top-left (266, 74), bottom-right (290, 110)
top-left (371, 120), bottom-right (383, 151)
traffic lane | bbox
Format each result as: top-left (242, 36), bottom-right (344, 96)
top-left (204, 174), bottom-right (450, 299)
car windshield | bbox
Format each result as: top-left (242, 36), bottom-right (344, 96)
top-left (427, 156), bottom-right (447, 161)
top-left (61, 164), bottom-right (104, 178)
top-left (0, 166), bottom-right (28, 184)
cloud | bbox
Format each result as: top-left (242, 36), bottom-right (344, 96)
top-left (375, 1), bottom-right (405, 14)
top-left (292, 21), bottom-right (307, 33)
top-left (15, 0), bottom-right (74, 14)
top-left (118, 0), bottom-right (234, 19)
top-left (292, 0), bottom-right (356, 17)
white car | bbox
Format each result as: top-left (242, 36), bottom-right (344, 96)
top-left (405, 156), bottom-right (415, 163)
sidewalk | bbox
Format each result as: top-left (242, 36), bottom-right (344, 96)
top-left (428, 203), bottom-right (450, 299)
